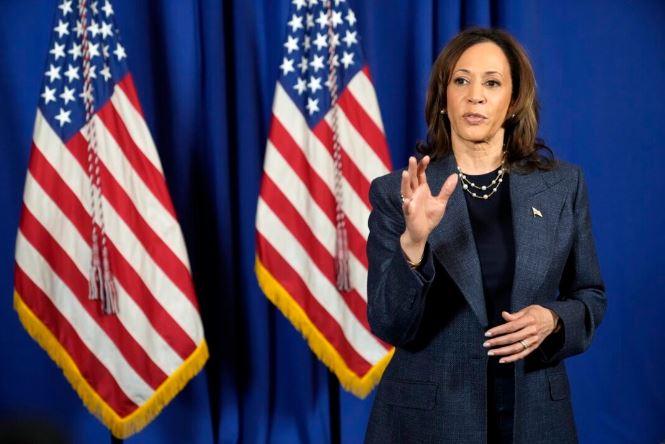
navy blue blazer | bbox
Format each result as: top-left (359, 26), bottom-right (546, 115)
top-left (364, 154), bottom-right (606, 443)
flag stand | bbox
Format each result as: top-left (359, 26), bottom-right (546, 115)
top-left (327, 370), bottom-right (341, 444)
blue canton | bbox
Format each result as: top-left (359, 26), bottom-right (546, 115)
top-left (39, 0), bottom-right (130, 142)
top-left (279, 0), bottom-right (364, 128)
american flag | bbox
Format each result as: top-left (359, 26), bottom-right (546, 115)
top-left (13, 0), bottom-right (207, 438)
top-left (255, 0), bottom-right (394, 396)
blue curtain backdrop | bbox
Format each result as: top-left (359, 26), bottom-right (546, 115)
top-left (1, 0), bottom-right (664, 442)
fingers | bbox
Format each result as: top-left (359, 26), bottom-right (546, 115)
top-left (408, 156), bottom-right (418, 192)
top-left (485, 314), bottom-right (530, 338)
top-left (436, 173), bottom-right (458, 203)
top-left (417, 155), bottom-right (430, 186)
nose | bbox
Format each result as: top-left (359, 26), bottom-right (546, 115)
top-left (467, 83), bottom-right (486, 104)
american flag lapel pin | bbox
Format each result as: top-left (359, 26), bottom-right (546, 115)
top-left (532, 207), bottom-right (543, 218)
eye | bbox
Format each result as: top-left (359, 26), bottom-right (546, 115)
top-left (485, 79), bottom-right (501, 87)
top-left (453, 77), bottom-right (469, 86)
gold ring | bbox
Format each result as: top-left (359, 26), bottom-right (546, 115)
top-left (519, 339), bottom-right (529, 351)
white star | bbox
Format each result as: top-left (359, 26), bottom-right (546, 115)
top-left (306, 97), bottom-right (319, 115)
top-left (315, 11), bottom-right (328, 29)
top-left (60, 86), bottom-right (76, 105)
top-left (64, 64), bottom-right (79, 82)
top-left (58, 0), bottom-right (73, 15)
top-left (91, 1), bottom-right (99, 15)
top-left (307, 76), bottom-right (322, 93)
top-left (313, 33), bottom-right (327, 51)
top-left (333, 0), bottom-right (345, 5)
top-left (325, 75), bottom-right (336, 89)
top-left (87, 42), bottom-right (100, 59)
top-left (54, 20), bottom-right (69, 38)
top-left (100, 64), bottom-right (112, 81)
top-left (100, 22), bottom-right (113, 39)
top-left (303, 35), bottom-right (311, 51)
top-left (86, 64), bottom-right (97, 79)
top-left (74, 20), bottom-right (84, 37)
top-left (279, 57), bottom-right (295, 76)
top-left (88, 20), bottom-right (101, 38)
top-left (331, 11), bottom-right (343, 28)
top-left (305, 13), bottom-right (314, 29)
top-left (113, 43), bottom-right (126, 61)
top-left (50, 42), bottom-right (66, 60)
top-left (342, 30), bottom-right (357, 47)
top-left (102, 44), bottom-right (110, 58)
top-left (298, 57), bottom-right (308, 73)
top-left (346, 10), bottom-right (356, 26)
top-left (292, 0), bottom-right (306, 10)
top-left (293, 77), bottom-right (307, 95)
top-left (41, 86), bottom-right (56, 104)
top-left (79, 85), bottom-right (93, 102)
top-left (310, 54), bottom-right (324, 72)
top-left (331, 53), bottom-right (339, 68)
top-left (330, 32), bottom-right (340, 48)
top-left (287, 14), bottom-right (303, 33)
top-left (45, 64), bottom-right (61, 82)
top-left (102, 0), bottom-right (114, 16)
top-left (68, 43), bottom-right (82, 60)
top-left (308, 0), bottom-right (318, 6)
top-left (341, 51), bottom-right (354, 68)
top-left (284, 35), bottom-right (299, 54)
top-left (54, 108), bottom-right (71, 127)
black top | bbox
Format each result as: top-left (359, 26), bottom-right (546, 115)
top-left (462, 168), bottom-right (515, 377)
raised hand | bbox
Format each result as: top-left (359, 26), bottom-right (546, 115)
top-left (399, 156), bottom-right (458, 264)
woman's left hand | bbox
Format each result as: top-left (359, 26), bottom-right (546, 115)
top-left (483, 306), bottom-right (560, 363)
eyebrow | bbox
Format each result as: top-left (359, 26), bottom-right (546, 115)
top-left (454, 68), bottom-right (504, 77)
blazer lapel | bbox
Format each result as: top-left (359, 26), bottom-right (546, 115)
top-left (509, 169), bottom-right (565, 311)
top-left (427, 156), bottom-right (488, 327)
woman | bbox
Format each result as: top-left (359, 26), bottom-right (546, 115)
top-left (364, 28), bottom-right (606, 444)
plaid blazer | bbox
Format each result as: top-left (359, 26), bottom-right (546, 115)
top-left (365, 154), bottom-right (606, 444)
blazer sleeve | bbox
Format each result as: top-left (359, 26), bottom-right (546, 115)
top-left (538, 168), bottom-right (607, 363)
top-left (366, 176), bottom-right (436, 346)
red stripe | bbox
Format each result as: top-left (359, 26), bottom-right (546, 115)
top-left (65, 132), bottom-right (199, 310)
top-left (96, 98), bottom-right (176, 219)
top-left (28, 145), bottom-right (89, 239)
top-left (27, 145), bottom-right (198, 360)
top-left (256, 232), bottom-right (372, 377)
top-left (116, 74), bottom-right (145, 117)
top-left (337, 80), bottom-right (392, 170)
top-left (268, 116), bottom-right (368, 268)
top-left (15, 266), bottom-right (139, 417)
top-left (311, 119), bottom-right (372, 209)
top-left (259, 175), bottom-right (376, 334)
top-left (19, 207), bottom-right (168, 390)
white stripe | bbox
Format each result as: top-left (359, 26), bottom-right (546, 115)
top-left (263, 141), bottom-right (368, 301)
top-left (110, 84), bottom-right (165, 174)
top-left (32, 111), bottom-right (203, 344)
top-left (87, 114), bottom-right (191, 270)
top-left (22, 172), bottom-right (184, 375)
top-left (271, 84), bottom-right (370, 238)
top-left (346, 70), bottom-right (385, 133)
top-left (257, 197), bottom-right (386, 364)
top-left (15, 232), bottom-right (154, 405)
top-left (323, 106), bottom-right (389, 182)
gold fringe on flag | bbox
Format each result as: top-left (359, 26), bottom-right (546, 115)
top-left (255, 257), bottom-right (394, 398)
top-left (13, 291), bottom-right (209, 439)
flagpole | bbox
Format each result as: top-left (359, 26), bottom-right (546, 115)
top-left (327, 370), bottom-right (341, 444)
top-left (111, 434), bottom-right (123, 444)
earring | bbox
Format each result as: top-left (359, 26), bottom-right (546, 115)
top-left (439, 109), bottom-right (446, 115)
top-left (511, 113), bottom-right (516, 118)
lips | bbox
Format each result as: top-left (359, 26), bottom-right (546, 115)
top-left (462, 112), bottom-right (487, 125)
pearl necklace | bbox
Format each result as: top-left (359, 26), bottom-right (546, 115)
top-left (457, 165), bottom-right (506, 200)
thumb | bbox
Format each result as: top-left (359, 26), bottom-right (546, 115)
top-left (436, 173), bottom-right (458, 203)
top-left (502, 309), bottom-right (526, 321)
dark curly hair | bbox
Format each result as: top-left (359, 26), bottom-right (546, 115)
top-left (419, 27), bottom-right (554, 172)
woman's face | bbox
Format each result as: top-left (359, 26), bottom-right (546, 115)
top-left (445, 42), bottom-right (513, 146)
